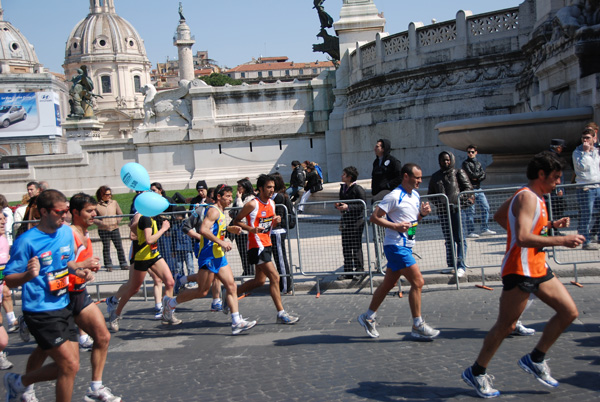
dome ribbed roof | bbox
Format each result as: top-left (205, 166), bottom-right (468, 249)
top-left (0, 12), bottom-right (40, 72)
top-left (64, 0), bottom-right (148, 65)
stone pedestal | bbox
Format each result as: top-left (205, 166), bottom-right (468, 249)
top-left (63, 117), bottom-right (104, 154)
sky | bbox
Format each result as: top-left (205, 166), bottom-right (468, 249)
top-left (3, 0), bottom-right (522, 74)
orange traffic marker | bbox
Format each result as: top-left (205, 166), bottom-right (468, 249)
top-left (475, 284), bottom-right (493, 291)
top-left (570, 281), bottom-right (583, 288)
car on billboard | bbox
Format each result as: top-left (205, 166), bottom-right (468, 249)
top-left (0, 105), bottom-right (27, 128)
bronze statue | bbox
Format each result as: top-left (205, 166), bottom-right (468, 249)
top-left (68, 65), bottom-right (102, 118)
top-left (314, 0), bottom-right (333, 29)
top-left (178, 2), bottom-right (185, 21)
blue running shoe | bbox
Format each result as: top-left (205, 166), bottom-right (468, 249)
top-left (173, 274), bottom-right (184, 295)
top-left (4, 373), bottom-right (24, 401)
top-left (518, 354), bottom-right (559, 387)
top-left (211, 299), bottom-right (223, 312)
top-left (462, 367), bottom-right (500, 398)
top-left (276, 311), bottom-right (299, 325)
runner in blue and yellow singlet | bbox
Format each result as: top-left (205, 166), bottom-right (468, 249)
top-left (163, 184), bottom-right (257, 335)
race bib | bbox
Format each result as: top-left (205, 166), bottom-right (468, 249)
top-left (407, 222), bottom-right (418, 240)
top-left (0, 264), bottom-right (4, 284)
top-left (47, 268), bottom-right (69, 297)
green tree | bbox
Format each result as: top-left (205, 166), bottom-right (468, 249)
top-left (198, 73), bottom-right (242, 87)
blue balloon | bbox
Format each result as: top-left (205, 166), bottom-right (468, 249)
top-left (120, 162), bottom-right (151, 191)
top-left (134, 192), bottom-right (169, 217)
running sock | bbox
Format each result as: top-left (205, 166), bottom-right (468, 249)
top-left (90, 381), bottom-right (103, 392)
top-left (471, 362), bottom-right (486, 376)
top-left (6, 312), bottom-right (16, 324)
top-left (366, 309), bottom-right (377, 320)
top-left (155, 302), bottom-right (162, 311)
top-left (232, 312), bottom-right (241, 325)
top-left (413, 316), bottom-right (424, 327)
top-left (168, 298), bottom-right (178, 309)
top-left (277, 310), bottom-right (286, 318)
top-left (530, 348), bottom-right (546, 363)
top-left (213, 298), bottom-right (221, 304)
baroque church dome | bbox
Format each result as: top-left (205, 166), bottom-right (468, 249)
top-left (0, 4), bottom-right (40, 73)
top-left (64, 0), bottom-right (148, 65)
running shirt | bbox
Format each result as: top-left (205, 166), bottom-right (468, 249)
top-left (0, 235), bottom-right (8, 284)
top-left (68, 228), bottom-right (92, 292)
top-left (378, 185), bottom-right (420, 248)
top-left (5, 225), bottom-right (75, 312)
top-left (135, 216), bottom-right (160, 261)
top-left (197, 206), bottom-right (227, 265)
top-left (246, 197), bottom-right (275, 251)
top-left (501, 187), bottom-right (549, 278)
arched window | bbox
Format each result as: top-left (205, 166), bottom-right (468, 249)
top-left (101, 75), bottom-right (112, 94)
top-left (134, 76), bottom-right (142, 93)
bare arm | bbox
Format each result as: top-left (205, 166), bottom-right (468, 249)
top-left (144, 219), bottom-right (170, 245)
top-left (512, 191), bottom-right (584, 249)
top-left (200, 207), bottom-right (233, 252)
top-left (369, 206), bottom-right (411, 232)
top-left (233, 200), bottom-right (262, 234)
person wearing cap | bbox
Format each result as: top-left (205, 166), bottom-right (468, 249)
top-left (573, 127), bottom-right (600, 250)
top-left (189, 180), bottom-right (208, 211)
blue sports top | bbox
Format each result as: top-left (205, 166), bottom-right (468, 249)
top-left (5, 225), bottom-right (75, 312)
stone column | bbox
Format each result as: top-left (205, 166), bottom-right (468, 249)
top-left (174, 19), bottom-right (195, 82)
top-left (326, 0), bottom-right (386, 179)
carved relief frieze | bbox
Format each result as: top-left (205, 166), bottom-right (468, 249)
top-left (347, 61), bottom-right (526, 107)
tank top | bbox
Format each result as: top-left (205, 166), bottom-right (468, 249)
top-left (501, 187), bottom-right (549, 278)
top-left (246, 197), bottom-right (275, 250)
top-left (198, 206), bottom-right (227, 262)
top-left (68, 227), bottom-right (92, 292)
top-left (136, 217), bottom-right (160, 261)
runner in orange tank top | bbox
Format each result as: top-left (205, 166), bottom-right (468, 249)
top-left (233, 174), bottom-right (299, 325)
top-left (462, 152), bottom-right (585, 398)
top-left (500, 186), bottom-right (550, 278)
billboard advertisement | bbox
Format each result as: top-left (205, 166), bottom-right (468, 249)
top-left (0, 91), bottom-right (62, 137)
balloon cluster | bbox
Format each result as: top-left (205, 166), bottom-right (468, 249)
top-left (120, 162), bottom-right (169, 217)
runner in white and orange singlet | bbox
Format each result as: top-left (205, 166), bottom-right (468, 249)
top-left (462, 151), bottom-right (585, 398)
top-left (232, 174), bottom-right (299, 324)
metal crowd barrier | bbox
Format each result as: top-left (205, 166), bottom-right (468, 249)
top-left (294, 199), bottom-right (372, 293)
top-left (372, 194), bottom-right (462, 289)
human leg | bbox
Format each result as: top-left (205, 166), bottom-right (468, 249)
top-left (576, 187), bottom-right (593, 244)
top-left (477, 192), bottom-right (491, 232)
top-left (109, 228), bottom-right (128, 268)
top-left (451, 210), bottom-right (467, 269)
top-left (474, 287), bottom-right (529, 368)
top-left (217, 265), bottom-right (257, 334)
top-left (75, 303), bottom-right (111, 383)
top-left (115, 269), bottom-right (147, 316)
top-left (464, 203), bottom-right (476, 235)
top-left (98, 230), bottom-right (113, 269)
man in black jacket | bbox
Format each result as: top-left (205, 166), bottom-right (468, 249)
top-left (371, 139), bottom-right (402, 202)
top-left (428, 151), bottom-right (472, 278)
top-left (462, 145), bottom-right (496, 238)
top-left (335, 166), bottom-right (367, 280)
top-left (286, 161), bottom-right (305, 202)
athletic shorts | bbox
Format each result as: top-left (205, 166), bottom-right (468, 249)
top-left (67, 290), bottom-right (94, 316)
top-left (24, 308), bottom-right (78, 350)
top-left (199, 256), bottom-right (228, 274)
top-left (134, 255), bottom-right (163, 272)
top-left (502, 268), bottom-right (554, 293)
top-left (384, 245), bottom-right (416, 271)
top-left (248, 247), bottom-right (272, 265)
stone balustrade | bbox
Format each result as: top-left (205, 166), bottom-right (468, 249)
top-left (349, 7), bottom-right (522, 86)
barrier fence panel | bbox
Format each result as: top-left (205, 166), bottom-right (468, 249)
top-left (295, 199), bottom-right (372, 293)
top-left (458, 186), bottom-right (520, 285)
top-left (373, 194), bottom-right (461, 289)
top-left (548, 182), bottom-right (600, 282)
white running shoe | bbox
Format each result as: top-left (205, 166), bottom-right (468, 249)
top-left (481, 229), bottom-right (497, 236)
top-left (457, 268), bottom-right (466, 278)
top-left (79, 337), bottom-right (94, 352)
top-left (467, 233), bottom-right (480, 239)
top-left (161, 296), bottom-right (182, 325)
top-left (411, 322), bottom-right (440, 339)
top-left (232, 318), bottom-right (257, 335)
top-left (84, 385), bottom-right (122, 402)
top-left (357, 313), bottom-right (379, 338)
top-left (0, 352), bottom-right (13, 370)
top-left (511, 320), bottom-right (535, 336)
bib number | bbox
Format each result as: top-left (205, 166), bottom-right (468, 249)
top-left (407, 222), bottom-right (418, 240)
top-left (47, 269), bottom-right (69, 297)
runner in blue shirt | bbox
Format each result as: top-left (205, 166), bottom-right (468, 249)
top-left (3, 189), bottom-right (94, 402)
